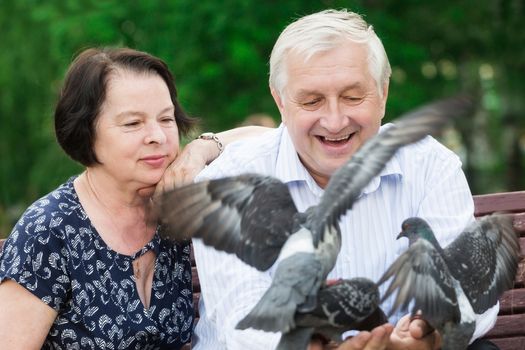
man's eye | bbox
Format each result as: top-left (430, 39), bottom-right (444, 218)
top-left (123, 121), bottom-right (140, 127)
top-left (343, 96), bottom-right (364, 104)
top-left (302, 98), bottom-right (321, 107)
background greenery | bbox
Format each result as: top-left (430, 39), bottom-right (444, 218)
top-left (1, 0), bottom-right (524, 236)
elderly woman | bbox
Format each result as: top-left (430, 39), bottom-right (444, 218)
top-left (0, 47), bottom-right (261, 349)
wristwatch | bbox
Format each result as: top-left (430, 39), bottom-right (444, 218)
top-left (198, 132), bottom-right (224, 155)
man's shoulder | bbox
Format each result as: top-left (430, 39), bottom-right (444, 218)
top-left (198, 127), bottom-right (283, 179)
top-left (397, 135), bottom-right (461, 168)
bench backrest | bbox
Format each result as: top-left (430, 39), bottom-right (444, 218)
top-left (472, 191), bottom-right (525, 349)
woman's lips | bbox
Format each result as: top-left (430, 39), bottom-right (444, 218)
top-left (141, 155), bottom-right (166, 167)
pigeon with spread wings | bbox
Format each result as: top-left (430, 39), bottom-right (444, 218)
top-left (378, 215), bottom-right (520, 350)
top-left (158, 96), bottom-right (472, 343)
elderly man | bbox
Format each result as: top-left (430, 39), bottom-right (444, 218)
top-left (165, 9), bottom-right (499, 350)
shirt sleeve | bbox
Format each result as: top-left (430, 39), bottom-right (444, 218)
top-left (415, 147), bottom-right (498, 340)
top-left (0, 203), bottom-right (70, 311)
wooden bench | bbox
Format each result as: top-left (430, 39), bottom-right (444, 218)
top-left (474, 191), bottom-right (525, 349)
top-left (1, 190), bottom-right (524, 349)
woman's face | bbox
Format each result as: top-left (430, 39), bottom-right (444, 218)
top-left (92, 69), bottom-right (180, 195)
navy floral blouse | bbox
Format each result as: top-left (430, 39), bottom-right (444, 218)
top-left (0, 177), bottom-right (193, 349)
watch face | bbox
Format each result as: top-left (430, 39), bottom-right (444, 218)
top-left (199, 132), bottom-right (214, 139)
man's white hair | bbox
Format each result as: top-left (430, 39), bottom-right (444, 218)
top-left (269, 9), bottom-right (392, 98)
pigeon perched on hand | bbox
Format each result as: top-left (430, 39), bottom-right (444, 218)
top-left (378, 215), bottom-right (520, 350)
top-left (158, 96), bottom-right (472, 344)
top-left (277, 278), bottom-right (386, 350)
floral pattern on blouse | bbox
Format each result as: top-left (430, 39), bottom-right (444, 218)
top-left (0, 177), bottom-right (193, 349)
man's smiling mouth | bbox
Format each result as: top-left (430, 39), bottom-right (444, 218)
top-left (318, 132), bottom-right (356, 145)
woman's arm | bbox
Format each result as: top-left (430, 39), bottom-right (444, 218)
top-left (155, 126), bottom-right (273, 194)
top-left (0, 280), bottom-right (57, 349)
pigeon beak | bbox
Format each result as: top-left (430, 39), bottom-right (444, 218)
top-left (396, 232), bottom-right (404, 240)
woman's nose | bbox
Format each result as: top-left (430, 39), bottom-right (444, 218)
top-left (144, 122), bottom-right (167, 144)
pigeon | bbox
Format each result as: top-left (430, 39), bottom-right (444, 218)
top-left (158, 96), bottom-right (473, 342)
top-left (378, 215), bottom-right (521, 350)
top-left (277, 278), bottom-right (387, 350)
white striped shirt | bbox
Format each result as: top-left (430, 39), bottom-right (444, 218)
top-left (192, 124), bottom-right (498, 350)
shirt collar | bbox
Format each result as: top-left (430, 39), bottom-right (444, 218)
top-left (275, 125), bottom-right (324, 196)
top-left (275, 123), bottom-right (404, 196)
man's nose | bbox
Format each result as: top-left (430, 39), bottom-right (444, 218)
top-left (319, 100), bottom-right (348, 132)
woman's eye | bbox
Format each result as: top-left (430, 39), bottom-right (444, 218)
top-left (124, 121), bottom-right (140, 127)
top-left (161, 116), bottom-right (176, 123)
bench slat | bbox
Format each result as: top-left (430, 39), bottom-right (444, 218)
top-left (499, 288), bottom-right (525, 315)
top-left (488, 337), bottom-right (525, 350)
top-left (193, 292), bottom-right (200, 318)
top-left (484, 313), bottom-right (525, 338)
top-left (191, 266), bottom-right (200, 293)
top-left (473, 191), bottom-right (525, 216)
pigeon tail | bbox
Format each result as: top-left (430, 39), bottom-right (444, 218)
top-left (440, 320), bottom-right (475, 350)
top-left (236, 253), bottom-right (324, 333)
top-left (276, 327), bottom-right (315, 350)
top-left (235, 283), bottom-right (300, 332)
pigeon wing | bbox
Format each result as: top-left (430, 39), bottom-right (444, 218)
top-left (292, 278), bottom-right (383, 343)
top-left (159, 173), bottom-right (298, 271)
top-left (311, 96), bottom-right (472, 244)
top-left (443, 214), bottom-right (520, 313)
top-left (378, 239), bottom-right (461, 328)
top-left (298, 278), bottom-right (380, 328)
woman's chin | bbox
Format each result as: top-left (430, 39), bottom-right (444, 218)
top-left (137, 185), bottom-right (156, 198)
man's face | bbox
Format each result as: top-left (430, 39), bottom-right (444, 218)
top-left (272, 40), bottom-right (388, 188)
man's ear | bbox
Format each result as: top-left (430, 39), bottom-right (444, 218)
top-left (270, 87), bottom-right (286, 124)
top-left (380, 81), bottom-right (390, 120)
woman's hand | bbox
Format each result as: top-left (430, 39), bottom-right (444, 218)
top-left (151, 126), bottom-right (273, 198)
top-left (152, 138), bottom-right (213, 198)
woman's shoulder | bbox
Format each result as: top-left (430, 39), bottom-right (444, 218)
top-left (9, 176), bottom-right (84, 243)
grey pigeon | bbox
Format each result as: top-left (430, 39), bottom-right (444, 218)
top-left (159, 96), bottom-right (472, 343)
top-left (277, 278), bottom-right (387, 350)
top-left (378, 215), bottom-right (520, 350)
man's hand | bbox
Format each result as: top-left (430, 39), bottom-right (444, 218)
top-left (388, 314), bottom-right (441, 350)
top-left (336, 324), bottom-right (394, 350)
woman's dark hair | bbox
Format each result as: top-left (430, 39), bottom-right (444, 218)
top-left (54, 47), bottom-right (197, 166)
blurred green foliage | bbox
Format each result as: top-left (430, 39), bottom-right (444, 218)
top-left (1, 0), bottom-right (524, 236)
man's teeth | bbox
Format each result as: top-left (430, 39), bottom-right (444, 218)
top-left (324, 135), bottom-right (351, 142)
